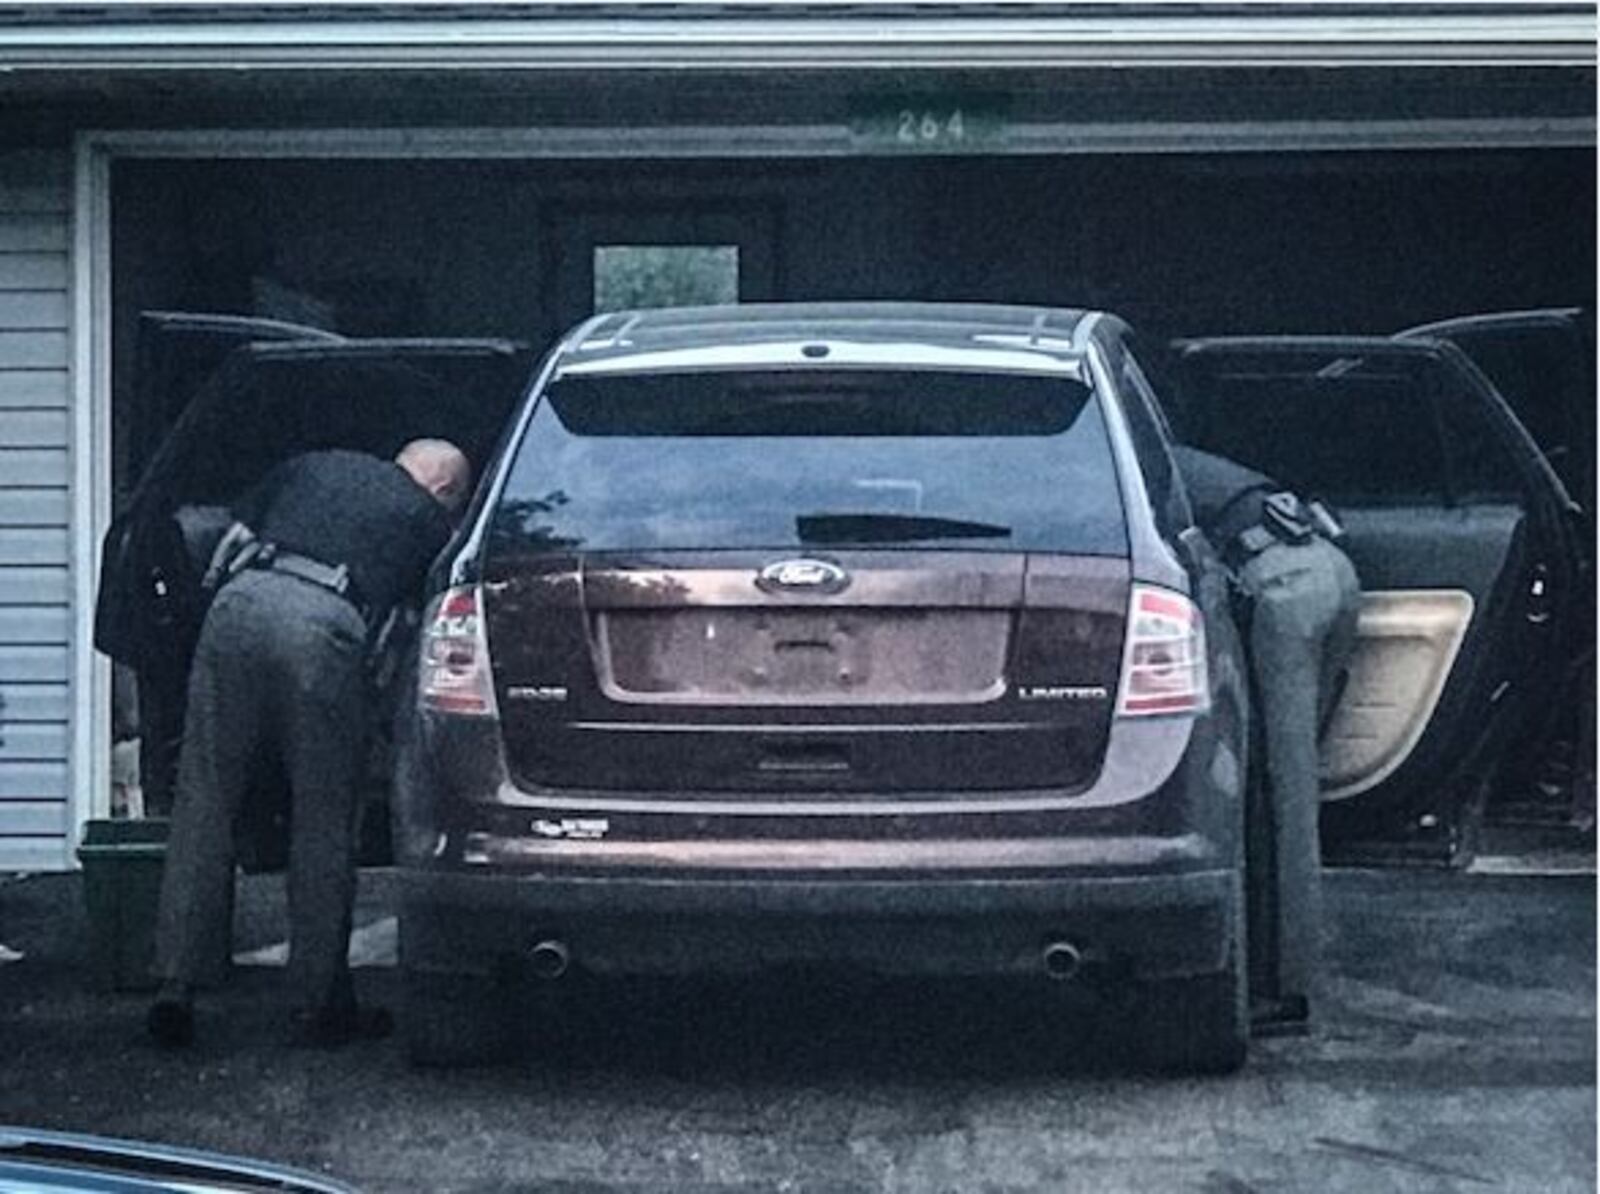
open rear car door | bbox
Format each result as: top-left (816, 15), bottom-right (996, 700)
top-left (1169, 337), bottom-right (1582, 863)
top-left (98, 313), bottom-right (344, 816)
top-left (95, 314), bottom-right (532, 861)
top-left (1397, 309), bottom-right (1594, 826)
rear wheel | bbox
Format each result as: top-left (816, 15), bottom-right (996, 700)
top-left (401, 967), bottom-right (516, 1068)
top-left (1132, 882), bottom-right (1249, 1075)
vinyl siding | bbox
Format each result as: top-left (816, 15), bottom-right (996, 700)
top-left (0, 148), bottom-right (72, 872)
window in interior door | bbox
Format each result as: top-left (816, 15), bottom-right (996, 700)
top-left (593, 245), bottom-right (739, 312)
top-left (1180, 354), bottom-right (1452, 505)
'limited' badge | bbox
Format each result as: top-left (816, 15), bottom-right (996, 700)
top-left (1018, 685), bottom-right (1109, 702)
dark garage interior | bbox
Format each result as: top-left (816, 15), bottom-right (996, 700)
top-left (109, 148), bottom-right (1595, 495)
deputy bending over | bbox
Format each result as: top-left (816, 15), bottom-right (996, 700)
top-left (148, 439), bottom-right (471, 1048)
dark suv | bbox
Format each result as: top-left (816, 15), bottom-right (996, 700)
top-left (98, 301), bottom-right (1583, 1073)
top-left (396, 304), bottom-right (1254, 1071)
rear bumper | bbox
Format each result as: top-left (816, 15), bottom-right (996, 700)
top-left (399, 858), bottom-right (1239, 983)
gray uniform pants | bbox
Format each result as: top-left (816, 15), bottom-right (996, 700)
top-left (155, 569), bottom-right (369, 1012)
top-left (1237, 537), bottom-right (1361, 1009)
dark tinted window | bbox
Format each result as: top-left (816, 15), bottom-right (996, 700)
top-left (491, 368), bottom-right (1127, 555)
top-left (1118, 349), bottom-right (1192, 535)
top-left (1441, 390), bottom-right (1526, 502)
top-left (1177, 349), bottom-right (1465, 504)
top-left (1439, 324), bottom-right (1583, 456)
top-left (1436, 322), bottom-right (1590, 503)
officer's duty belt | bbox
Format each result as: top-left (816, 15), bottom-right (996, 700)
top-left (252, 549), bottom-right (372, 625)
top-left (1210, 487), bottom-right (1321, 569)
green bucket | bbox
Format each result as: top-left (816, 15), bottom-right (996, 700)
top-left (77, 818), bottom-right (171, 992)
top-left (77, 819), bottom-right (235, 993)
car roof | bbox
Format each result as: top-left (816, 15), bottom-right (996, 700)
top-left (560, 302), bottom-right (1106, 375)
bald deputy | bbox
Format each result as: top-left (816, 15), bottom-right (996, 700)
top-left (149, 441), bottom-right (472, 1049)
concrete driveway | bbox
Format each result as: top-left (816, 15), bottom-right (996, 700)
top-left (0, 864), bottom-right (1591, 1193)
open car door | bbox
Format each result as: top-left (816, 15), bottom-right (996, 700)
top-left (96, 316), bottom-right (532, 836)
top-left (125, 311), bottom-right (346, 489)
top-left (1398, 309), bottom-right (1594, 826)
top-left (98, 313), bottom-right (344, 815)
top-left (1169, 337), bottom-right (1581, 863)
top-left (99, 314), bottom-right (346, 667)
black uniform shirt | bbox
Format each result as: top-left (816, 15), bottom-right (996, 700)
top-left (1170, 444), bottom-right (1279, 545)
top-left (235, 449), bottom-right (453, 612)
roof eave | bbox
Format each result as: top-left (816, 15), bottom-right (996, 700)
top-left (0, 10), bottom-right (1592, 70)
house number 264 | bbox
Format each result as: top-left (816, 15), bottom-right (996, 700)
top-left (896, 108), bottom-right (966, 146)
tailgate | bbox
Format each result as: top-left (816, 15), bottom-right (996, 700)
top-left (484, 550), bottom-right (1129, 795)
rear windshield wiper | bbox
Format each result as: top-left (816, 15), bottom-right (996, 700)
top-left (796, 512), bottom-right (1013, 543)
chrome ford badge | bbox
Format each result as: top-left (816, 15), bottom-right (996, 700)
top-left (756, 557), bottom-right (850, 594)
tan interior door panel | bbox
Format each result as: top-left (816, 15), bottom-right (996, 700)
top-left (1320, 590), bottom-right (1475, 801)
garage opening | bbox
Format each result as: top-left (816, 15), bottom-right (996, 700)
top-left (102, 148), bottom-right (1594, 823)
top-left (109, 150), bottom-right (1593, 487)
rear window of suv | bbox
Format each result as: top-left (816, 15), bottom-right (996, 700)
top-left (489, 368), bottom-right (1127, 556)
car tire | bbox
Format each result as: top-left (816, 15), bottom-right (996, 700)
top-left (1132, 879), bottom-right (1249, 1076)
top-left (401, 967), bottom-right (516, 1068)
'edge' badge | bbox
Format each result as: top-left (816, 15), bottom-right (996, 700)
top-left (508, 685), bottom-right (569, 703)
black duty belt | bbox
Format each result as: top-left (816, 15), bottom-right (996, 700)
top-left (1216, 492), bottom-right (1345, 570)
top-left (251, 546), bottom-right (372, 625)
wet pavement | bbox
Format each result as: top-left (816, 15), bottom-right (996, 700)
top-left (0, 864), bottom-right (1592, 1193)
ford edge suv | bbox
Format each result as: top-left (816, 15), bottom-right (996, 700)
top-left (394, 304), bottom-right (1253, 1072)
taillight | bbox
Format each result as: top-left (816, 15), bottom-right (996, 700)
top-left (1116, 584), bottom-right (1209, 718)
top-left (419, 585), bottom-right (498, 718)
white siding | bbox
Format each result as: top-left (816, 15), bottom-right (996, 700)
top-left (0, 148), bottom-right (72, 872)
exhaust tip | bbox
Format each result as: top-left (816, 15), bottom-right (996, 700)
top-left (1041, 940), bottom-right (1083, 982)
top-left (529, 939), bottom-right (570, 980)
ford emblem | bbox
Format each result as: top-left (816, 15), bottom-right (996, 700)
top-left (756, 557), bottom-right (850, 594)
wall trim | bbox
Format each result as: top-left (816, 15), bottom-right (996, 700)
top-left (70, 134), bottom-right (111, 850)
top-left (78, 118), bottom-right (1594, 164)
